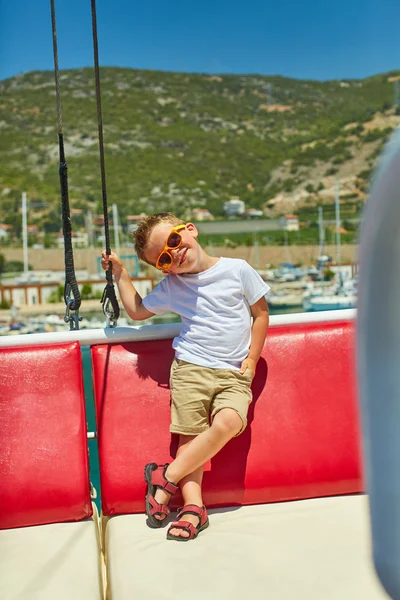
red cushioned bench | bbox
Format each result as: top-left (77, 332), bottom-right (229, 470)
top-left (91, 319), bottom-right (385, 599)
top-left (0, 342), bottom-right (104, 600)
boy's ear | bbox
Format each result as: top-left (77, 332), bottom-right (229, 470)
top-left (185, 222), bottom-right (198, 237)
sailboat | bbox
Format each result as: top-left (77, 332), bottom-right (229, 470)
top-left (303, 187), bottom-right (357, 311)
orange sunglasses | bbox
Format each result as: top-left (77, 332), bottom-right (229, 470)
top-left (156, 224), bottom-right (186, 270)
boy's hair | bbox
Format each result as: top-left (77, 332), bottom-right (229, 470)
top-left (133, 212), bottom-right (184, 260)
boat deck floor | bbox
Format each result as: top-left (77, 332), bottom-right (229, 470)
top-left (0, 495), bottom-right (387, 599)
top-left (105, 495), bottom-right (387, 600)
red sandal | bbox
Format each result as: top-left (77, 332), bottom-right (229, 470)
top-left (144, 463), bottom-right (178, 528)
top-left (166, 504), bottom-right (209, 541)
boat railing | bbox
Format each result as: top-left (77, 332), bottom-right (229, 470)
top-left (0, 308), bottom-right (356, 348)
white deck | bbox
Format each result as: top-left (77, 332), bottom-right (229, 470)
top-left (104, 495), bottom-right (387, 600)
top-left (0, 515), bottom-right (105, 600)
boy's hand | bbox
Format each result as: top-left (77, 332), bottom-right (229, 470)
top-left (239, 357), bottom-right (256, 377)
top-left (101, 250), bottom-right (123, 278)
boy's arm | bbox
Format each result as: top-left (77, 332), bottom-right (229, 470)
top-left (115, 265), bottom-right (155, 321)
top-left (239, 296), bottom-right (269, 375)
top-left (101, 251), bottom-right (154, 321)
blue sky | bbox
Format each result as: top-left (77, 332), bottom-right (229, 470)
top-left (0, 0), bottom-right (399, 82)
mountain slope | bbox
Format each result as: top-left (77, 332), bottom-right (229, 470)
top-left (0, 67), bottom-right (399, 231)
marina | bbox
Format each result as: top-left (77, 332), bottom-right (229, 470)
top-left (0, 265), bottom-right (358, 335)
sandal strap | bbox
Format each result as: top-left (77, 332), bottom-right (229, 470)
top-left (148, 494), bottom-right (170, 517)
top-left (152, 464), bottom-right (178, 494)
top-left (168, 520), bottom-right (197, 538)
top-left (176, 504), bottom-right (205, 521)
top-left (163, 481), bottom-right (178, 495)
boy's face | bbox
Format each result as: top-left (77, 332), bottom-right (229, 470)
top-left (144, 222), bottom-right (200, 274)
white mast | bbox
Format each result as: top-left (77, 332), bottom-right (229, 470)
top-left (318, 206), bottom-right (325, 257)
top-left (21, 192), bottom-right (28, 275)
top-left (335, 180), bottom-right (342, 284)
top-left (112, 203), bottom-right (120, 256)
top-left (283, 229), bottom-right (291, 264)
top-left (86, 210), bottom-right (94, 248)
top-left (252, 231), bottom-right (260, 270)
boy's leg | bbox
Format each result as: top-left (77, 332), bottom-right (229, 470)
top-left (151, 364), bottom-right (248, 527)
top-left (155, 407), bottom-right (242, 508)
top-left (178, 436), bottom-right (204, 508)
top-left (153, 434), bottom-right (204, 525)
top-left (169, 435), bottom-right (205, 538)
top-left (166, 408), bottom-right (242, 482)
top-left (164, 369), bottom-right (250, 488)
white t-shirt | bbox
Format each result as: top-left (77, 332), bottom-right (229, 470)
top-left (142, 257), bottom-right (270, 370)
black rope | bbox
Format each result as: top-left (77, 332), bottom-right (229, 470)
top-left (90, 0), bottom-right (120, 327)
top-left (50, 0), bottom-right (81, 330)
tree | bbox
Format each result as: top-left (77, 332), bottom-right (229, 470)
top-left (0, 253), bottom-right (5, 280)
top-left (44, 233), bottom-right (54, 249)
top-left (324, 268), bottom-right (335, 281)
top-left (48, 285), bottom-right (64, 303)
top-left (343, 219), bottom-right (356, 232)
top-left (81, 283), bottom-right (93, 299)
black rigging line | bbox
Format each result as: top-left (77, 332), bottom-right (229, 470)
top-left (50, 0), bottom-right (81, 331)
top-left (90, 0), bottom-right (120, 327)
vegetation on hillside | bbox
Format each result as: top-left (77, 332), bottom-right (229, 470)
top-left (0, 67), bottom-right (399, 237)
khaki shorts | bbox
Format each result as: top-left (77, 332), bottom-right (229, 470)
top-left (169, 358), bottom-right (253, 437)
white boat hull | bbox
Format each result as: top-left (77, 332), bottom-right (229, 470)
top-left (304, 295), bottom-right (357, 312)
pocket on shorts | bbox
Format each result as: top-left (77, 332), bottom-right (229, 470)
top-left (241, 368), bottom-right (254, 381)
top-left (169, 358), bottom-right (178, 390)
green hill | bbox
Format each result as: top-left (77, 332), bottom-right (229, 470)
top-left (0, 67), bottom-right (399, 234)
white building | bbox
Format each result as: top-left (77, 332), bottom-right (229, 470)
top-left (279, 214), bottom-right (299, 231)
top-left (126, 214), bottom-right (146, 233)
top-left (223, 197), bottom-right (245, 217)
top-left (0, 224), bottom-right (12, 239)
top-left (246, 208), bottom-right (264, 218)
top-left (192, 208), bottom-right (214, 221)
top-left (57, 231), bottom-right (89, 248)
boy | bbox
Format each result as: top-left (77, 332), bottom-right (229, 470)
top-left (101, 212), bottom-right (269, 541)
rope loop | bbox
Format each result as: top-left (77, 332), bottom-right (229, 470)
top-left (100, 265), bottom-right (120, 328)
top-left (64, 283), bottom-right (82, 330)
